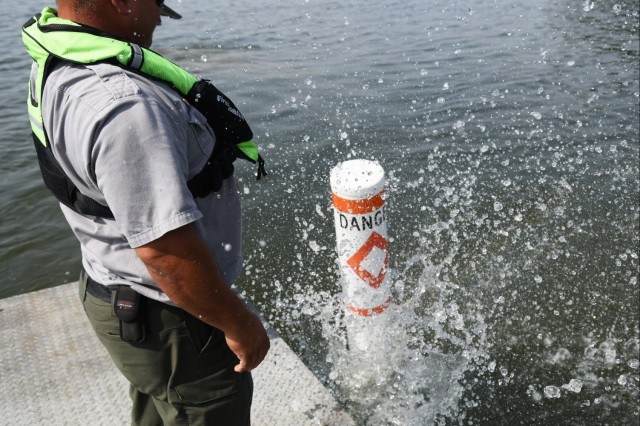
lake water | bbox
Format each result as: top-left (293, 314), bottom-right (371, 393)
top-left (1, 0), bottom-right (638, 424)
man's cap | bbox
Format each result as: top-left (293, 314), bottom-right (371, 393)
top-left (161, 3), bottom-right (182, 19)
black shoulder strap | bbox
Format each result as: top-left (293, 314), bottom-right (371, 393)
top-left (32, 54), bottom-right (114, 218)
top-left (33, 134), bottom-right (115, 218)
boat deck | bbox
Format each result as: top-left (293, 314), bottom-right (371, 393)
top-left (0, 282), bottom-right (354, 425)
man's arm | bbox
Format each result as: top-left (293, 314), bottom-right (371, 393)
top-left (134, 223), bottom-right (269, 372)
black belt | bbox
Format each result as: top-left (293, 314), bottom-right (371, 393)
top-left (86, 276), bottom-right (116, 302)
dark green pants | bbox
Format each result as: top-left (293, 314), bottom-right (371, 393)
top-left (79, 271), bottom-right (253, 426)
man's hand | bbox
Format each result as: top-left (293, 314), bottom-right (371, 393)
top-left (135, 224), bottom-right (270, 371)
top-left (225, 312), bottom-right (270, 372)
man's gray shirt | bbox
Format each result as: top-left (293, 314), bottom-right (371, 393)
top-left (36, 61), bottom-right (243, 302)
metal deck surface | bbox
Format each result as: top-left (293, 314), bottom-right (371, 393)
top-left (0, 282), bottom-right (354, 425)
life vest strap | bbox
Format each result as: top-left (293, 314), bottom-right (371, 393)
top-left (33, 133), bottom-right (114, 218)
top-left (187, 145), bottom-right (235, 198)
top-left (34, 130), bottom-right (239, 219)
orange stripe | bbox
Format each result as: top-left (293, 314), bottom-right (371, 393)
top-left (346, 297), bottom-right (392, 317)
top-left (332, 190), bottom-right (385, 214)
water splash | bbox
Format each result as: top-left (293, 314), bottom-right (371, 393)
top-left (294, 245), bottom-right (489, 425)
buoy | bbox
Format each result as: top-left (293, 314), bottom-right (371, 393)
top-left (330, 159), bottom-right (391, 321)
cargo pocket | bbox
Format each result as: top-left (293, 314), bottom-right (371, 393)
top-left (183, 314), bottom-right (215, 354)
top-left (172, 369), bottom-right (249, 405)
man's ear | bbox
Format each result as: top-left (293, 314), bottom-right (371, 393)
top-left (110, 0), bottom-right (132, 16)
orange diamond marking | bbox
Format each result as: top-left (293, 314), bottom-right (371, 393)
top-left (346, 231), bottom-right (388, 289)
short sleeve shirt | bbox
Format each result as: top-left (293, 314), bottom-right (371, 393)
top-left (39, 61), bottom-right (243, 302)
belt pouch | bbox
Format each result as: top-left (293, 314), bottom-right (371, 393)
top-left (115, 286), bottom-right (145, 343)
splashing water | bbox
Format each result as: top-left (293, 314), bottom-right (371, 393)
top-left (320, 257), bottom-right (491, 425)
top-left (268, 193), bottom-right (639, 424)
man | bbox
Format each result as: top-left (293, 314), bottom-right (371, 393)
top-left (22, 1), bottom-right (269, 424)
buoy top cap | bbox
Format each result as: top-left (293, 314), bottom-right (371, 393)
top-left (330, 159), bottom-right (385, 199)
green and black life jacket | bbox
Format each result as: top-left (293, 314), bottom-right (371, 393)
top-left (22, 7), bottom-right (266, 219)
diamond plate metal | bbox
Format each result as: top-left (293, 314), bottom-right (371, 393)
top-left (0, 283), bottom-right (354, 426)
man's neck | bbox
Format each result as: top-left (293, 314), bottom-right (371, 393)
top-left (56, 4), bottom-right (137, 46)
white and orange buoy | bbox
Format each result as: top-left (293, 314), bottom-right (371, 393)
top-left (330, 159), bottom-right (392, 329)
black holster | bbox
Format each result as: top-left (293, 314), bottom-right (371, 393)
top-left (114, 286), bottom-right (145, 343)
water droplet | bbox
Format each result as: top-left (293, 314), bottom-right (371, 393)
top-left (562, 379), bottom-right (583, 393)
top-left (544, 385), bottom-right (561, 398)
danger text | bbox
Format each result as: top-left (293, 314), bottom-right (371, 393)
top-left (338, 207), bottom-right (387, 231)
